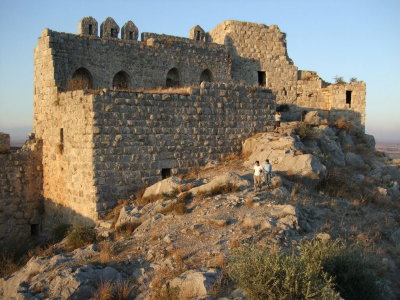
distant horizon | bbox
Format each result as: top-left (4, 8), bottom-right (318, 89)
top-left (2, 124), bottom-right (399, 147)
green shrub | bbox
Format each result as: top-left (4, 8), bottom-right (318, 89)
top-left (52, 223), bottom-right (71, 243)
top-left (228, 245), bottom-right (339, 300)
top-left (295, 122), bottom-right (320, 141)
top-left (65, 224), bottom-right (97, 250)
top-left (228, 240), bottom-right (384, 300)
top-left (302, 240), bottom-right (384, 300)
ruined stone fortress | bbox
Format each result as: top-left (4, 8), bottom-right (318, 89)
top-left (0, 17), bottom-right (365, 240)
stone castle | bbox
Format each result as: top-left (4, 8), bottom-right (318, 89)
top-left (0, 17), bottom-right (365, 240)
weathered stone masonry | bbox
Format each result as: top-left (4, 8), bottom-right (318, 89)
top-left (0, 133), bottom-right (43, 243)
top-left (0, 16), bottom-right (366, 235)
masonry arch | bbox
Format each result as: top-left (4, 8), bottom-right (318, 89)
top-left (112, 71), bottom-right (130, 90)
top-left (68, 67), bottom-right (93, 90)
top-left (166, 68), bottom-right (180, 87)
top-left (200, 69), bottom-right (213, 83)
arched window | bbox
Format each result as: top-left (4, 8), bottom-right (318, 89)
top-left (166, 68), bottom-right (180, 87)
top-left (68, 68), bottom-right (93, 90)
top-left (112, 71), bottom-right (130, 90)
top-left (200, 69), bottom-right (213, 83)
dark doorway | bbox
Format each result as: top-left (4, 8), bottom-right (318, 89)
top-left (161, 168), bottom-right (172, 179)
top-left (31, 224), bottom-right (40, 236)
top-left (258, 71), bottom-right (266, 87)
top-left (346, 90), bottom-right (352, 107)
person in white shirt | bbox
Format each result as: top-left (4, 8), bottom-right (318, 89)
top-left (253, 161), bottom-right (264, 191)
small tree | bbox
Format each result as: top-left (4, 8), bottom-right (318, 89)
top-left (349, 77), bottom-right (358, 82)
top-left (333, 76), bottom-right (346, 84)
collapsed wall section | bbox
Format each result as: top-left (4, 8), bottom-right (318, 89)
top-left (209, 21), bottom-right (298, 103)
top-left (44, 30), bottom-right (231, 91)
top-left (0, 135), bottom-right (43, 243)
top-left (91, 83), bottom-right (275, 214)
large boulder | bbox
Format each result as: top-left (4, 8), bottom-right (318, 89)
top-left (345, 152), bottom-right (365, 168)
top-left (243, 133), bottom-right (326, 185)
top-left (304, 111), bottom-right (328, 126)
top-left (142, 176), bottom-right (185, 198)
top-left (317, 135), bottom-right (345, 167)
top-left (167, 268), bottom-right (221, 299)
top-left (189, 172), bottom-right (249, 195)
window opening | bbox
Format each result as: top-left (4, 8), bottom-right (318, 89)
top-left (31, 224), bottom-right (39, 236)
top-left (166, 68), bottom-right (180, 87)
top-left (129, 31), bottom-right (133, 39)
top-left (200, 69), bottom-right (213, 83)
top-left (196, 31), bottom-right (201, 41)
top-left (88, 24), bottom-right (93, 35)
top-left (258, 71), bottom-right (266, 87)
top-left (161, 168), bottom-right (171, 179)
top-left (111, 28), bottom-right (117, 38)
top-left (346, 90), bottom-right (352, 107)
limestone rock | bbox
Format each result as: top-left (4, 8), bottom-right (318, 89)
top-left (189, 172), bottom-right (249, 195)
top-left (317, 135), bottom-right (345, 167)
top-left (271, 186), bottom-right (290, 197)
top-left (345, 152), bottom-right (365, 168)
top-left (304, 111), bottom-right (327, 126)
top-left (243, 133), bottom-right (326, 185)
top-left (142, 176), bottom-right (185, 198)
top-left (168, 268), bottom-right (221, 299)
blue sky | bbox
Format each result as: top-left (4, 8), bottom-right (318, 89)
top-left (0, 0), bottom-right (399, 143)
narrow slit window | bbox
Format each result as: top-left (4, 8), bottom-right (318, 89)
top-left (258, 71), bottom-right (266, 87)
top-left (161, 168), bottom-right (171, 179)
top-left (129, 31), bottom-right (133, 39)
top-left (88, 24), bottom-right (93, 35)
top-left (346, 90), bottom-right (352, 107)
top-left (60, 128), bottom-right (64, 144)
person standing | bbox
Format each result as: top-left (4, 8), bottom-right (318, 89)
top-left (262, 159), bottom-right (272, 187)
top-left (253, 161), bottom-right (264, 191)
top-left (274, 111), bottom-right (281, 131)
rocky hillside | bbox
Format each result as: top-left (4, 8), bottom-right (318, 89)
top-left (1, 115), bottom-right (399, 300)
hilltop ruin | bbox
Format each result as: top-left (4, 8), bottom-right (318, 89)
top-left (0, 17), bottom-right (366, 239)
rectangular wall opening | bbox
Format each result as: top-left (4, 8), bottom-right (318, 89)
top-left (88, 24), bottom-right (93, 35)
top-left (161, 168), bottom-right (172, 179)
top-left (346, 90), bottom-right (352, 108)
top-left (129, 31), bottom-right (133, 39)
top-left (31, 224), bottom-right (39, 236)
top-left (258, 71), bottom-right (266, 87)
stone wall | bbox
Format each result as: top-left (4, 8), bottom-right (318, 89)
top-left (42, 29), bottom-right (231, 92)
top-left (0, 139), bottom-right (43, 243)
top-left (91, 83), bottom-right (274, 214)
top-left (295, 70), bottom-right (366, 127)
top-left (35, 90), bottom-right (98, 224)
top-left (34, 83), bottom-right (274, 221)
top-left (209, 20), bottom-right (298, 103)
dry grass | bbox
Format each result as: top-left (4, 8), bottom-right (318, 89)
top-left (160, 201), bottom-right (187, 215)
top-left (31, 283), bottom-right (45, 294)
top-left (335, 118), bottom-right (352, 131)
top-left (115, 222), bottom-right (141, 239)
top-left (229, 238), bottom-right (240, 249)
top-left (207, 252), bottom-right (226, 268)
top-left (195, 183), bottom-right (239, 201)
top-left (103, 199), bottom-right (129, 228)
top-left (91, 281), bottom-right (114, 300)
top-left (135, 194), bottom-right (162, 206)
top-left (91, 280), bottom-right (135, 300)
top-left (134, 86), bottom-right (192, 95)
top-left (99, 241), bottom-right (114, 264)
